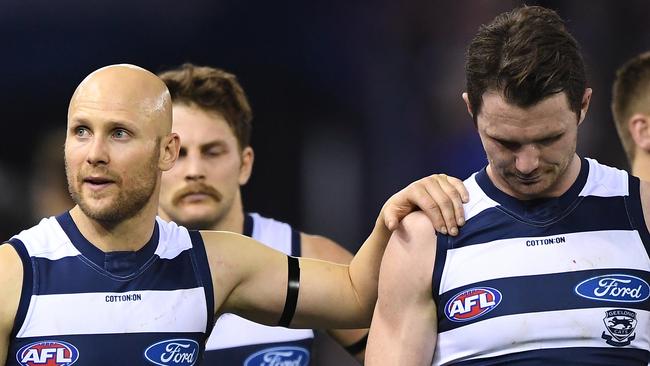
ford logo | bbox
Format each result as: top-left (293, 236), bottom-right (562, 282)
top-left (575, 274), bottom-right (650, 302)
top-left (144, 339), bottom-right (199, 366)
top-left (244, 346), bottom-right (310, 366)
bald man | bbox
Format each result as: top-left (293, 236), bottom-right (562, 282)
top-left (0, 64), bottom-right (467, 365)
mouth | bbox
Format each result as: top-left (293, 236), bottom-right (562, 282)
top-left (82, 176), bottom-right (116, 190)
top-left (179, 192), bottom-right (214, 203)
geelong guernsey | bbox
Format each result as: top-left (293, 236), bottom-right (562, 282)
top-left (6, 212), bottom-right (214, 366)
top-left (203, 213), bottom-right (314, 366)
top-left (432, 158), bottom-right (650, 365)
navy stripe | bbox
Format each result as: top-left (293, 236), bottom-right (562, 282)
top-left (451, 195), bottom-right (633, 248)
top-left (32, 250), bottom-right (202, 295)
top-left (432, 232), bottom-right (449, 310)
top-left (56, 211), bottom-right (159, 276)
top-left (438, 268), bottom-right (650, 333)
top-left (475, 158), bottom-right (589, 222)
top-left (188, 230), bottom-right (215, 338)
top-left (244, 213), bottom-right (254, 237)
top-left (450, 347), bottom-right (649, 365)
top-left (6, 239), bottom-right (33, 339)
top-left (203, 337), bottom-right (313, 365)
top-left (626, 175), bottom-right (650, 258)
top-left (9, 332), bottom-right (207, 366)
top-left (291, 228), bottom-right (301, 257)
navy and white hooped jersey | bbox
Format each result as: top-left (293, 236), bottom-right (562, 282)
top-left (203, 213), bottom-right (313, 366)
top-left (432, 158), bottom-right (650, 365)
top-left (6, 212), bottom-right (214, 366)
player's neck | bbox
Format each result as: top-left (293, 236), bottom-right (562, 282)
top-left (209, 193), bottom-right (245, 234)
top-left (632, 153), bottom-right (650, 182)
top-left (69, 200), bottom-right (159, 253)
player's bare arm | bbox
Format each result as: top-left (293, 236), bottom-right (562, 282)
top-left (366, 211), bottom-right (438, 365)
top-left (301, 233), bottom-right (369, 362)
top-left (0, 244), bottom-right (24, 365)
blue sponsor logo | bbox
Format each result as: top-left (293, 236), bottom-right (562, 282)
top-left (444, 287), bottom-right (502, 322)
top-left (16, 340), bottom-right (79, 366)
top-left (575, 274), bottom-right (650, 302)
top-left (244, 346), bottom-right (310, 366)
top-left (144, 339), bottom-right (198, 366)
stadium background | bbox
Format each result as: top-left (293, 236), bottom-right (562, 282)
top-left (0, 0), bottom-right (648, 363)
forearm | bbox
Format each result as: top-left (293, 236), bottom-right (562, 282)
top-left (347, 215), bottom-right (392, 324)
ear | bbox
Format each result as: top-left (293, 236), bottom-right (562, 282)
top-left (159, 132), bottom-right (180, 171)
top-left (462, 92), bottom-right (474, 118)
top-left (238, 146), bottom-right (254, 185)
top-left (577, 88), bottom-right (593, 125)
top-left (629, 113), bottom-right (650, 153)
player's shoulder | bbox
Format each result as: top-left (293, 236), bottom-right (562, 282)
top-left (398, 211), bottom-right (437, 238)
top-left (0, 243), bottom-right (23, 303)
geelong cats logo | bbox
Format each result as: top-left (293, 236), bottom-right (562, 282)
top-left (601, 309), bottom-right (638, 347)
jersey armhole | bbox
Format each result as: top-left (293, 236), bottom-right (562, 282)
top-left (188, 231), bottom-right (215, 335)
top-left (290, 228), bottom-right (301, 257)
top-left (431, 233), bottom-right (448, 314)
top-left (625, 175), bottom-right (650, 255)
top-left (6, 238), bottom-right (33, 339)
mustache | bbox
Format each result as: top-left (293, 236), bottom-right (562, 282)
top-left (172, 183), bottom-right (222, 205)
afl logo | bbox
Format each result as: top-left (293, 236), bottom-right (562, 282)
top-left (16, 340), bottom-right (79, 366)
top-left (445, 287), bottom-right (502, 322)
top-left (144, 339), bottom-right (199, 366)
top-left (244, 346), bottom-right (309, 366)
top-left (575, 274), bottom-right (650, 302)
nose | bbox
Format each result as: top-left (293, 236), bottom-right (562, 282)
top-left (184, 153), bottom-right (206, 181)
top-left (86, 136), bottom-right (109, 166)
top-left (514, 145), bottom-right (539, 175)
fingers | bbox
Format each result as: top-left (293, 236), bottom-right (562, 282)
top-left (436, 175), bottom-right (468, 227)
top-left (422, 177), bottom-right (457, 236)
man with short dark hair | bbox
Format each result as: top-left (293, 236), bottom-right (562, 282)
top-left (612, 51), bottom-right (650, 182)
top-left (367, 6), bottom-right (650, 365)
top-left (157, 63), bottom-right (369, 364)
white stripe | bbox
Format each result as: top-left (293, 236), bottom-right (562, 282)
top-left (463, 174), bottom-right (499, 222)
top-left (579, 158), bottom-right (629, 198)
top-left (249, 213), bottom-right (293, 255)
top-left (440, 230), bottom-right (650, 294)
top-left (155, 217), bottom-right (193, 260)
top-left (12, 217), bottom-right (81, 260)
top-left (17, 288), bottom-right (207, 337)
top-left (206, 314), bottom-right (314, 350)
top-left (434, 307), bottom-right (650, 365)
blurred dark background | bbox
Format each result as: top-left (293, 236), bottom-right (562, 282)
top-left (2, 0), bottom-right (649, 250)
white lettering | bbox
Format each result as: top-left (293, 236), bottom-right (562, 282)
top-left (160, 342), bottom-right (196, 364)
top-left (57, 348), bottom-right (72, 362)
top-left (593, 278), bottom-right (642, 299)
top-left (262, 351), bottom-right (303, 366)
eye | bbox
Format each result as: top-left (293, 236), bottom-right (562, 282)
top-left (539, 134), bottom-right (562, 146)
top-left (74, 127), bottom-right (89, 138)
top-left (205, 146), bottom-right (226, 157)
top-left (112, 128), bottom-right (130, 139)
top-left (496, 139), bottom-right (519, 151)
top-left (178, 147), bottom-right (187, 158)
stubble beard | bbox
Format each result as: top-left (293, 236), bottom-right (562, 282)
top-left (66, 152), bottom-right (160, 225)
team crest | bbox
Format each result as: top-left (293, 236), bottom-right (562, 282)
top-left (601, 309), bottom-right (637, 347)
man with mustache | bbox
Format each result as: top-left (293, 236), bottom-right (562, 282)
top-left (0, 64), bottom-right (466, 365)
top-left (156, 64), bottom-right (377, 364)
top-left (367, 6), bottom-right (650, 365)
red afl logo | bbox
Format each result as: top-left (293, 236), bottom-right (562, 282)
top-left (16, 340), bottom-right (79, 366)
top-left (444, 287), bottom-right (502, 322)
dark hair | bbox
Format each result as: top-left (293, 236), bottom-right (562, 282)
top-left (465, 6), bottom-right (586, 122)
top-left (611, 52), bottom-right (650, 163)
top-left (158, 63), bottom-right (253, 149)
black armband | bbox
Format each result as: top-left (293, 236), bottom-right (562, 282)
top-left (344, 333), bottom-right (368, 355)
top-left (278, 255), bottom-right (300, 327)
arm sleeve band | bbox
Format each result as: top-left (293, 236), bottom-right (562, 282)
top-left (278, 255), bottom-right (300, 327)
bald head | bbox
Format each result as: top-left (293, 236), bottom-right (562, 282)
top-left (69, 64), bottom-right (172, 136)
